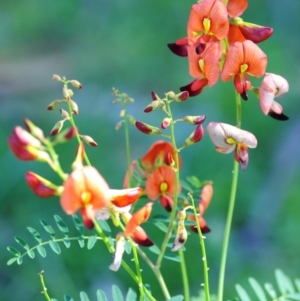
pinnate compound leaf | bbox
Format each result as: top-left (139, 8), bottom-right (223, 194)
top-left (87, 236), bottom-right (97, 250)
top-left (64, 295), bottom-right (74, 301)
top-left (98, 220), bottom-right (111, 233)
top-left (78, 236), bottom-right (85, 248)
top-left (125, 288), bottom-right (137, 301)
top-left (112, 285), bottom-right (124, 301)
top-left (167, 295), bottom-right (184, 301)
top-left (14, 236), bottom-right (30, 250)
top-left (80, 291), bottom-right (90, 301)
top-left (54, 215), bottom-right (70, 236)
top-left (49, 241), bottom-right (61, 254)
top-left (7, 246), bottom-right (21, 257)
top-left (37, 245), bottom-right (47, 257)
top-left (248, 277), bottom-right (267, 301)
top-left (7, 257), bottom-right (18, 265)
top-left (264, 283), bottom-right (277, 299)
top-left (72, 214), bottom-right (84, 235)
top-left (97, 290), bottom-right (108, 301)
top-left (40, 220), bottom-right (56, 239)
top-left (27, 227), bottom-right (42, 243)
top-left (235, 284), bottom-right (251, 301)
top-left (275, 269), bottom-right (295, 294)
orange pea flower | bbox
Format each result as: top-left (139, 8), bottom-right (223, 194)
top-left (145, 166), bottom-right (180, 212)
top-left (221, 40), bottom-right (267, 99)
top-left (187, 0), bottom-right (229, 44)
top-left (60, 166), bottom-right (110, 228)
top-left (226, 0), bottom-right (248, 18)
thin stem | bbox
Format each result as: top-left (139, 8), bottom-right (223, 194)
top-left (123, 107), bottom-right (132, 188)
top-left (189, 195), bottom-right (210, 301)
top-left (39, 271), bottom-right (52, 301)
top-left (217, 91), bottom-right (241, 301)
top-left (179, 250), bottom-right (190, 301)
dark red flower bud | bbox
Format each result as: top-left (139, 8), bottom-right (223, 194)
top-left (238, 24), bottom-right (273, 44)
top-left (135, 121), bottom-right (162, 135)
top-left (180, 78), bottom-right (208, 97)
top-left (183, 115), bottom-right (206, 125)
top-left (167, 37), bottom-right (189, 57)
top-left (50, 120), bottom-right (64, 136)
top-left (184, 125), bottom-right (204, 146)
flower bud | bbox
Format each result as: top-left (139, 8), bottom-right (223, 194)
top-left (135, 121), bottom-right (162, 135)
top-left (144, 100), bottom-right (162, 113)
top-left (161, 117), bottom-right (171, 129)
top-left (115, 120), bottom-right (123, 130)
top-left (183, 115), bottom-right (206, 125)
top-left (60, 108), bottom-right (70, 119)
top-left (25, 171), bottom-right (61, 198)
top-left (171, 210), bottom-right (187, 252)
top-left (109, 233), bottom-right (125, 271)
top-left (62, 85), bottom-right (70, 100)
top-left (128, 115), bottom-right (136, 125)
top-left (70, 80), bottom-right (83, 89)
top-left (47, 99), bottom-right (62, 111)
top-left (81, 135), bottom-right (98, 147)
top-left (174, 91), bottom-right (189, 102)
top-left (166, 91), bottom-right (176, 100)
top-left (151, 91), bottom-right (159, 101)
top-left (54, 126), bottom-right (77, 143)
top-left (184, 124), bottom-right (204, 146)
top-left (70, 100), bottom-right (79, 115)
top-left (120, 109), bottom-right (125, 117)
top-left (238, 23), bottom-right (273, 44)
top-left (50, 120), bottom-right (64, 136)
top-left (52, 74), bottom-right (62, 81)
top-left (23, 118), bottom-right (45, 141)
top-left (164, 150), bottom-right (175, 167)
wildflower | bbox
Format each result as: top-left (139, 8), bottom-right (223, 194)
top-left (259, 73), bottom-right (289, 120)
top-left (171, 210), bottom-right (188, 252)
top-left (60, 166), bottom-right (110, 229)
top-left (145, 166), bottom-right (180, 212)
top-left (207, 122), bottom-right (257, 170)
top-left (221, 40), bottom-right (267, 100)
top-left (187, 0), bottom-right (229, 44)
top-left (184, 124), bottom-right (204, 146)
top-left (124, 203), bottom-right (154, 246)
top-left (109, 233), bottom-right (125, 271)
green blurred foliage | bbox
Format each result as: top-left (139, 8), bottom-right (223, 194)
top-left (1, 1), bottom-right (300, 301)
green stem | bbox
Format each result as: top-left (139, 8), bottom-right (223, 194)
top-left (217, 91), bottom-right (241, 301)
top-left (188, 195), bottom-right (210, 301)
top-left (123, 108), bottom-right (132, 188)
top-left (39, 271), bottom-right (52, 301)
top-left (179, 250), bottom-right (190, 301)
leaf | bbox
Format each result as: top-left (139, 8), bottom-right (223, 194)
top-left (7, 257), bottom-right (18, 265)
top-left (37, 245), bottom-right (47, 257)
top-left (97, 290), bottom-right (108, 301)
top-left (64, 295), bottom-right (74, 301)
top-left (51, 299), bottom-right (58, 301)
top-left (87, 236), bottom-right (97, 250)
top-left (112, 285), bottom-right (124, 301)
top-left (7, 246), bottom-right (21, 257)
top-left (17, 257), bottom-right (23, 265)
top-left (154, 221), bottom-right (168, 233)
top-left (14, 236), bottom-right (30, 250)
top-left (275, 269), bottom-right (295, 295)
top-left (40, 220), bottom-right (56, 239)
top-left (264, 283), bottom-right (277, 299)
top-left (163, 254), bottom-right (181, 262)
top-left (80, 291), bottom-right (90, 301)
top-left (235, 284), bottom-right (251, 301)
top-left (186, 176), bottom-right (201, 188)
top-left (78, 236), bottom-right (85, 248)
top-left (180, 179), bottom-right (193, 192)
top-left (295, 279), bottom-right (300, 292)
top-left (248, 277), bottom-right (267, 301)
top-left (98, 220), bottom-right (111, 233)
top-left (27, 249), bottom-right (35, 259)
top-left (125, 288), bottom-right (137, 301)
top-left (166, 295), bottom-right (184, 301)
top-left (27, 227), bottom-right (42, 243)
top-left (287, 293), bottom-right (300, 301)
top-left (148, 245), bottom-right (160, 255)
top-left (63, 238), bottom-right (71, 248)
top-left (72, 214), bottom-right (84, 235)
top-left (49, 241), bottom-right (61, 254)
top-left (124, 240), bottom-right (131, 254)
top-left (54, 215), bottom-right (70, 236)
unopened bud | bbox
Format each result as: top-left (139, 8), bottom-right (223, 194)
top-left (161, 117), bottom-right (171, 129)
top-left (23, 118), bottom-right (45, 141)
top-left (73, 142), bottom-right (85, 169)
top-left (184, 124), bottom-right (204, 146)
top-left (175, 91), bottom-right (189, 102)
top-left (54, 126), bottom-right (77, 143)
top-left (135, 121), bottom-right (162, 135)
top-left (68, 89), bottom-right (74, 98)
top-left (62, 85), bottom-right (70, 100)
top-left (128, 115), bottom-right (136, 125)
top-left (144, 100), bottom-right (162, 113)
top-left (115, 120), bottom-right (123, 130)
top-left (151, 91), bottom-right (160, 101)
top-left (70, 80), bottom-right (83, 89)
top-left (120, 109), bottom-right (125, 117)
top-left (164, 150), bottom-right (175, 167)
top-left (47, 99), bottom-right (62, 111)
top-left (81, 135), bottom-right (98, 147)
top-left (238, 22), bottom-right (273, 43)
top-left (183, 115), bottom-right (206, 125)
top-left (166, 91), bottom-right (176, 100)
top-left (70, 100), bottom-right (79, 115)
top-left (50, 120), bottom-right (64, 136)
top-left (52, 74), bottom-right (62, 81)
top-left (60, 108), bottom-right (70, 119)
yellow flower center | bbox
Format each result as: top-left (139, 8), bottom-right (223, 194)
top-left (160, 182), bottom-right (168, 193)
top-left (81, 191), bottom-right (92, 204)
top-left (198, 59), bottom-right (205, 73)
top-left (226, 137), bottom-right (237, 145)
top-left (240, 63), bottom-right (248, 74)
top-left (203, 18), bottom-right (211, 34)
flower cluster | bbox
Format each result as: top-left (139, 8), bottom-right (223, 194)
top-left (168, 0), bottom-right (288, 118)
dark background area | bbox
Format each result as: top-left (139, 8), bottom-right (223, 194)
top-left (1, 1), bottom-right (300, 300)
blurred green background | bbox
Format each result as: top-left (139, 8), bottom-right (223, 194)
top-left (1, 0), bottom-right (300, 300)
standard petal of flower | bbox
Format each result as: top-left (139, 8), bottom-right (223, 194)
top-left (227, 0), bottom-right (248, 17)
top-left (209, 0), bottom-right (229, 40)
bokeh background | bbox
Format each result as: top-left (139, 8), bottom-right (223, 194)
top-left (1, 1), bottom-right (300, 300)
